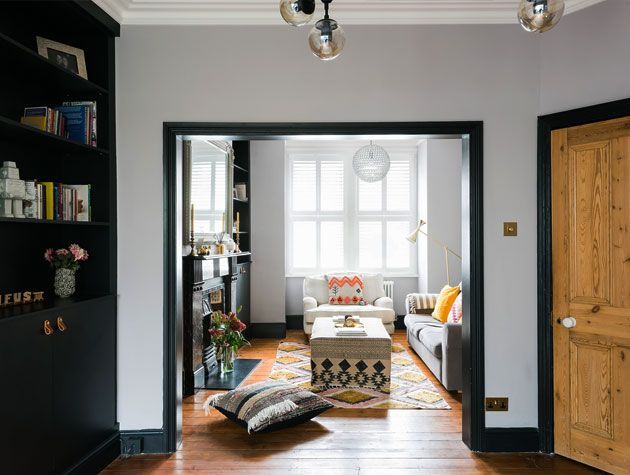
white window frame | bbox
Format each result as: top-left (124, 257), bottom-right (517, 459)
top-left (285, 141), bottom-right (418, 277)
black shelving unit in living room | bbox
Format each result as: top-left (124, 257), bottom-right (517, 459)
top-left (0, 2), bottom-right (120, 474)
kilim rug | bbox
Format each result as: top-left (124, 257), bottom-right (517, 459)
top-left (267, 340), bottom-right (450, 410)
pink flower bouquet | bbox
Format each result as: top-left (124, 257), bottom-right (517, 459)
top-left (44, 244), bottom-right (89, 271)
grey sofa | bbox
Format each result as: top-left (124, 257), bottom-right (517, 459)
top-left (404, 293), bottom-right (462, 391)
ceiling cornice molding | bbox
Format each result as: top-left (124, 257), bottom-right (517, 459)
top-left (94, 0), bottom-right (606, 26)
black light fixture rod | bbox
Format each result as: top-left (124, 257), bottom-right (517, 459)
top-left (321, 0), bottom-right (332, 19)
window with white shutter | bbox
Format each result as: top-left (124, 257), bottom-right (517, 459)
top-left (286, 141), bottom-right (417, 276)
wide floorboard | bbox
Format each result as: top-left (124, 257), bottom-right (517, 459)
top-left (104, 330), bottom-right (600, 474)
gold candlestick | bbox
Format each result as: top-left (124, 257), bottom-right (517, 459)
top-left (235, 212), bottom-right (241, 252)
top-left (189, 203), bottom-right (197, 256)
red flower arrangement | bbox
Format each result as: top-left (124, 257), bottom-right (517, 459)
top-left (208, 309), bottom-right (249, 352)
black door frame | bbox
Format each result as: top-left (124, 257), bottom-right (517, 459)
top-left (537, 98), bottom-right (630, 453)
top-left (162, 121), bottom-right (485, 452)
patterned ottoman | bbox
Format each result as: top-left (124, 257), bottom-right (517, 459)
top-left (310, 317), bottom-right (391, 391)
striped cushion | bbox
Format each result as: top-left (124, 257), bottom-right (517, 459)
top-left (205, 381), bottom-right (333, 433)
top-left (407, 293), bottom-right (439, 314)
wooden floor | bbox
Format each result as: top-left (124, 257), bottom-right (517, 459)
top-left (105, 330), bottom-right (600, 474)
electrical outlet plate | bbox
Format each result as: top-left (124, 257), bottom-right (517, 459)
top-left (503, 222), bottom-right (517, 236)
top-left (485, 397), bottom-right (509, 411)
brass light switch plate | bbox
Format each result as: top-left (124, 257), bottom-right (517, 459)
top-left (503, 222), bottom-right (517, 236)
top-left (485, 397), bottom-right (509, 411)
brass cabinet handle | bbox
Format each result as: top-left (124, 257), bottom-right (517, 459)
top-left (57, 316), bottom-right (67, 332)
top-left (43, 320), bottom-right (54, 336)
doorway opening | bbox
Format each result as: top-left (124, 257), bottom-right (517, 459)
top-left (163, 122), bottom-right (485, 454)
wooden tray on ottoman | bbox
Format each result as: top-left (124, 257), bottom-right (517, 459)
top-left (310, 317), bottom-right (391, 391)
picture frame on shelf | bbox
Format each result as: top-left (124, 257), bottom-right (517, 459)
top-left (36, 36), bottom-right (88, 79)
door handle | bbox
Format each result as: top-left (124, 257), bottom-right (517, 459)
top-left (56, 316), bottom-right (67, 332)
top-left (556, 316), bottom-right (577, 328)
top-left (43, 320), bottom-right (54, 336)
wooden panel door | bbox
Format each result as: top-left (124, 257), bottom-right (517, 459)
top-left (552, 117), bottom-right (630, 474)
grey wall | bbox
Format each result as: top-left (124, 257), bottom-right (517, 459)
top-left (115, 1), bottom-right (630, 431)
top-left (418, 139), bottom-right (462, 293)
top-left (250, 141), bottom-right (286, 324)
top-left (539, 0), bottom-right (630, 115)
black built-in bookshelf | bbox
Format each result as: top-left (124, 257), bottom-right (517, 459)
top-left (232, 140), bottom-right (250, 254)
top-left (0, 2), bottom-right (120, 473)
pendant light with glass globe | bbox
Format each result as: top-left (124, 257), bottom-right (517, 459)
top-left (517, 0), bottom-right (565, 32)
top-left (279, 0), bottom-right (346, 61)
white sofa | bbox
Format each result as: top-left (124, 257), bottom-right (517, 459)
top-left (302, 273), bottom-right (396, 335)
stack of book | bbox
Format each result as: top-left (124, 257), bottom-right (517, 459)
top-left (335, 326), bottom-right (367, 336)
top-left (22, 181), bottom-right (91, 222)
top-left (19, 101), bottom-right (97, 147)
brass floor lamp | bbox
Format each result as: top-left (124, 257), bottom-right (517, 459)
top-left (406, 219), bottom-right (462, 287)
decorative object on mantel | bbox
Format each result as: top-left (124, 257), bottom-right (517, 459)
top-left (280, 0), bottom-right (345, 61)
top-left (188, 203), bottom-right (197, 256)
top-left (44, 244), bottom-right (89, 298)
top-left (36, 36), bottom-right (88, 79)
top-left (208, 309), bottom-right (249, 374)
top-left (517, 0), bottom-right (564, 32)
top-left (352, 142), bottom-right (390, 182)
top-left (406, 219), bottom-right (462, 286)
top-left (0, 161), bottom-right (26, 218)
top-left (0, 290), bottom-right (45, 307)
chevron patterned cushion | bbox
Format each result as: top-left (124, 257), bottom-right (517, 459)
top-left (326, 274), bottom-right (365, 305)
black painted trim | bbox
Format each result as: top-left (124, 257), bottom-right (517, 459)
top-left (66, 430), bottom-right (120, 474)
top-left (121, 430), bottom-right (167, 455)
top-left (484, 428), bottom-right (539, 453)
top-left (252, 322), bottom-right (288, 338)
top-left (286, 314), bottom-right (303, 330)
top-left (164, 122), bottom-right (485, 452)
top-left (537, 98), bottom-right (630, 453)
top-left (73, 0), bottom-right (121, 36)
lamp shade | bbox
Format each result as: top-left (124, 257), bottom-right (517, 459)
top-left (352, 142), bottom-right (390, 182)
top-left (280, 0), bottom-right (316, 26)
top-left (517, 0), bottom-right (564, 32)
top-left (406, 220), bottom-right (426, 244)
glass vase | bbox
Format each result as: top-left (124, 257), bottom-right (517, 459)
top-left (54, 268), bottom-right (76, 299)
top-left (221, 346), bottom-right (236, 374)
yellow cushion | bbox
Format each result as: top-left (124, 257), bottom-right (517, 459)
top-left (431, 284), bottom-right (461, 323)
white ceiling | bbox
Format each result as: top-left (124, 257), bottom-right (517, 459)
top-left (94, 0), bottom-right (605, 25)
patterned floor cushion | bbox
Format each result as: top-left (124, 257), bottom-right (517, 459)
top-left (205, 380), bottom-right (333, 433)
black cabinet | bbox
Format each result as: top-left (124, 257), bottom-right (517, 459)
top-left (52, 297), bottom-right (117, 472)
top-left (0, 296), bottom-right (118, 474)
top-left (0, 313), bottom-right (54, 474)
top-left (235, 262), bottom-right (251, 339)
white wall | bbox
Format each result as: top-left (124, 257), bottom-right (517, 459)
top-left (539, 0), bottom-right (630, 115)
top-left (116, 3), bottom-right (630, 430)
top-left (418, 139), bottom-right (462, 293)
top-left (250, 141), bottom-right (286, 324)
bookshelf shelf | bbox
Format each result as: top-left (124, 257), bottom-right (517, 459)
top-left (0, 293), bottom-right (113, 321)
top-left (233, 197), bottom-right (249, 204)
top-left (0, 115), bottom-right (109, 156)
top-left (0, 217), bottom-right (109, 226)
top-left (233, 164), bottom-right (249, 173)
top-left (0, 32), bottom-right (109, 95)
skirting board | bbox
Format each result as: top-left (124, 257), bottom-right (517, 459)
top-left (286, 314), bottom-right (302, 330)
top-left (67, 429), bottom-right (120, 473)
top-left (484, 428), bottom-right (540, 452)
top-left (120, 429), bottom-right (167, 455)
top-left (251, 322), bottom-right (286, 338)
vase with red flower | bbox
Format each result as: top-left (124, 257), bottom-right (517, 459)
top-left (44, 244), bottom-right (89, 298)
top-left (208, 308), bottom-right (249, 374)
